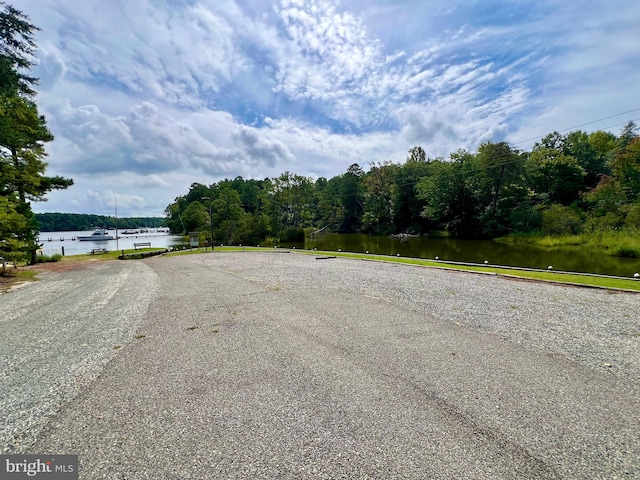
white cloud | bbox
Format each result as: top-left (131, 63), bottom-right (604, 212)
top-left (22, 0), bottom-right (640, 216)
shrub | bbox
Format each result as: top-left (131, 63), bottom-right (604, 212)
top-left (36, 253), bottom-right (63, 263)
top-left (541, 204), bottom-right (583, 235)
top-left (612, 246), bottom-right (639, 258)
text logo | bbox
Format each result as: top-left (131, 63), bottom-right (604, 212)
top-left (1, 456), bottom-right (78, 479)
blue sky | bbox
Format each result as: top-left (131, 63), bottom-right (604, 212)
top-left (18, 0), bottom-right (640, 217)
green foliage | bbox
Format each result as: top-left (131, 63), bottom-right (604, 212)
top-left (279, 227), bottom-right (304, 242)
top-left (624, 203), bottom-right (640, 228)
top-left (612, 246), bottom-right (639, 258)
top-left (0, 2), bottom-right (38, 96)
top-left (34, 213), bottom-right (165, 231)
top-left (0, 3), bottom-right (73, 264)
top-left (417, 152), bottom-right (482, 237)
top-left (35, 252), bottom-right (62, 263)
top-left (527, 148), bottom-right (586, 205)
top-left (610, 137), bottom-right (640, 200)
top-left (541, 204), bottom-right (583, 235)
top-left (165, 122), bottom-right (639, 244)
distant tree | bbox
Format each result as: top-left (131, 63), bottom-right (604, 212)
top-left (526, 147), bottom-right (585, 205)
top-left (563, 130), bottom-right (609, 188)
top-left (474, 141), bottom-right (525, 235)
top-left (181, 201), bottom-right (208, 234)
top-left (391, 148), bottom-right (432, 233)
top-left (361, 161), bottom-right (396, 234)
top-left (417, 151), bottom-right (482, 237)
top-left (212, 187), bottom-right (244, 244)
top-left (338, 163), bottom-right (364, 232)
top-left (615, 121), bottom-right (638, 151)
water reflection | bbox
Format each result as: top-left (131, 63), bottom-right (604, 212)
top-left (280, 233), bottom-right (640, 278)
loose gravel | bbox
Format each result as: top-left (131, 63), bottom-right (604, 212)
top-left (2, 251), bottom-right (639, 478)
top-left (210, 251), bottom-right (640, 381)
top-left (0, 260), bottom-right (157, 454)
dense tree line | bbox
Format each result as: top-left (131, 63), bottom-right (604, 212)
top-left (0, 3), bottom-right (72, 264)
top-left (165, 123), bottom-right (640, 245)
top-left (35, 213), bottom-right (166, 232)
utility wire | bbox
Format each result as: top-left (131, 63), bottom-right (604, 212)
top-left (373, 115), bottom-right (640, 187)
top-left (510, 107), bottom-right (640, 147)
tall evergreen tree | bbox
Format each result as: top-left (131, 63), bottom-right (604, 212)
top-left (0, 3), bottom-right (72, 264)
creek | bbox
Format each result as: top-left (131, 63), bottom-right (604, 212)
top-left (280, 233), bottom-right (640, 278)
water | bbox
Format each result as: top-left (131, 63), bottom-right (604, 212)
top-left (280, 233), bottom-right (640, 278)
top-left (37, 230), bottom-right (185, 256)
top-left (39, 231), bottom-right (640, 278)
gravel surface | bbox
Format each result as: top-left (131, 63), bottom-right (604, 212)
top-left (0, 260), bottom-right (157, 454)
top-left (2, 251), bottom-right (640, 478)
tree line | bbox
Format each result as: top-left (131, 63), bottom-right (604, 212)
top-left (34, 213), bottom-right (166, 232)
top-left (0, 3), bottom-right (72, 264)
top-left (165, 122), bottom-right (640, 245)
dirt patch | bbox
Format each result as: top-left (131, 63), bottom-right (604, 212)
top-left (1, 258), bottom-right (111, 292)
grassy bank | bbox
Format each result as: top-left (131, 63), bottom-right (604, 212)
top-left (174, 246), bottom-right (640, 292)
top-left (496, 229), bottom-right (640, 259)
top-left (4, 246), bottom-right (639, 293)
top-left (296, 250), bottom-right (640, 291)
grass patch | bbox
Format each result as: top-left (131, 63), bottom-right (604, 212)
top-left (295, 250), bottom-right (640, 292)
top-left (0, 269), bottom-right (39, 292)
top-left (165, 245), bottom-right (261, 257)
top-left (50, 244), bottom-right (640, 293)
top-left (36, 253), bottom-right (63, 263)
top-left (498, 230), bottom-right (640, 257)
top-left (164, 245), bottom-right (640, 291)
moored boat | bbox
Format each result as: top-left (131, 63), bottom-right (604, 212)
top-left (77, 228), bottom-right (115, 241)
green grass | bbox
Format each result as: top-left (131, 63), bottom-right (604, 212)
top-left (498, 230), bottom-right (640, 258)
top-left (0, 269), bottom-right (38, 292)
top-left (68, 247), bottom-right (168, 260)
top-left (165, 246), bottom-right (261, 257)
top-left (58, 244), bottom-right (640, 292)
top-left (36, 253), bottom-right (63, 263)
top-left (293, 249), bottom-right (640, 291)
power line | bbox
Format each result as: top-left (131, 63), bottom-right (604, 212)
top-left (380, 115), bottom-right (640, 187)
top-left (510, 108), bottom-right (640, 148)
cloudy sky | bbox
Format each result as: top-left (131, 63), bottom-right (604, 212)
top-left (19, 0), bottom-right (640, 217)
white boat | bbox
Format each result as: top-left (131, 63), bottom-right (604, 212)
top-left (122, 229), bottom-right (140, 235)
top-left (77, 228), bottom-right (115, 241)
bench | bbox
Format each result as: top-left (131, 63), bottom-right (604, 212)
top-left (134, 242), bottom-right (151, 250)
top-left (90, 248), bottom-right (109, 255)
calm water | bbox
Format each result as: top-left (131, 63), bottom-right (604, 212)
top-left (38, 230), bottom-right (183, 256)
top-left (39, 231), bottom-right (640, 278)
top-left (281, 233), bottom-right (640, 278)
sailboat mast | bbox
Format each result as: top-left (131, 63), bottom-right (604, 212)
top-left (115, 197), bottom-right (119, 251)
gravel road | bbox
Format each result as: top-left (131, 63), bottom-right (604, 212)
top-left (2, 251), bottom-right (639, 479)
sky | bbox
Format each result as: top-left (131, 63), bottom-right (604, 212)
top-left (16, 0), bottom-right (640, 217)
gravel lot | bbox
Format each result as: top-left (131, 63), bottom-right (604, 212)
top-left (2, 251), bottom-right (639, 478)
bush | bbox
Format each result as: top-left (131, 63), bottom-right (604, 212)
top-left (36, 253), bottom-right (63, 263)
top-left (612, 246), bottom-right (639, 258)
top-left (541, 205), bottom-right (583, 235)
top-left (625, 203), bottom-right (640, 228)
